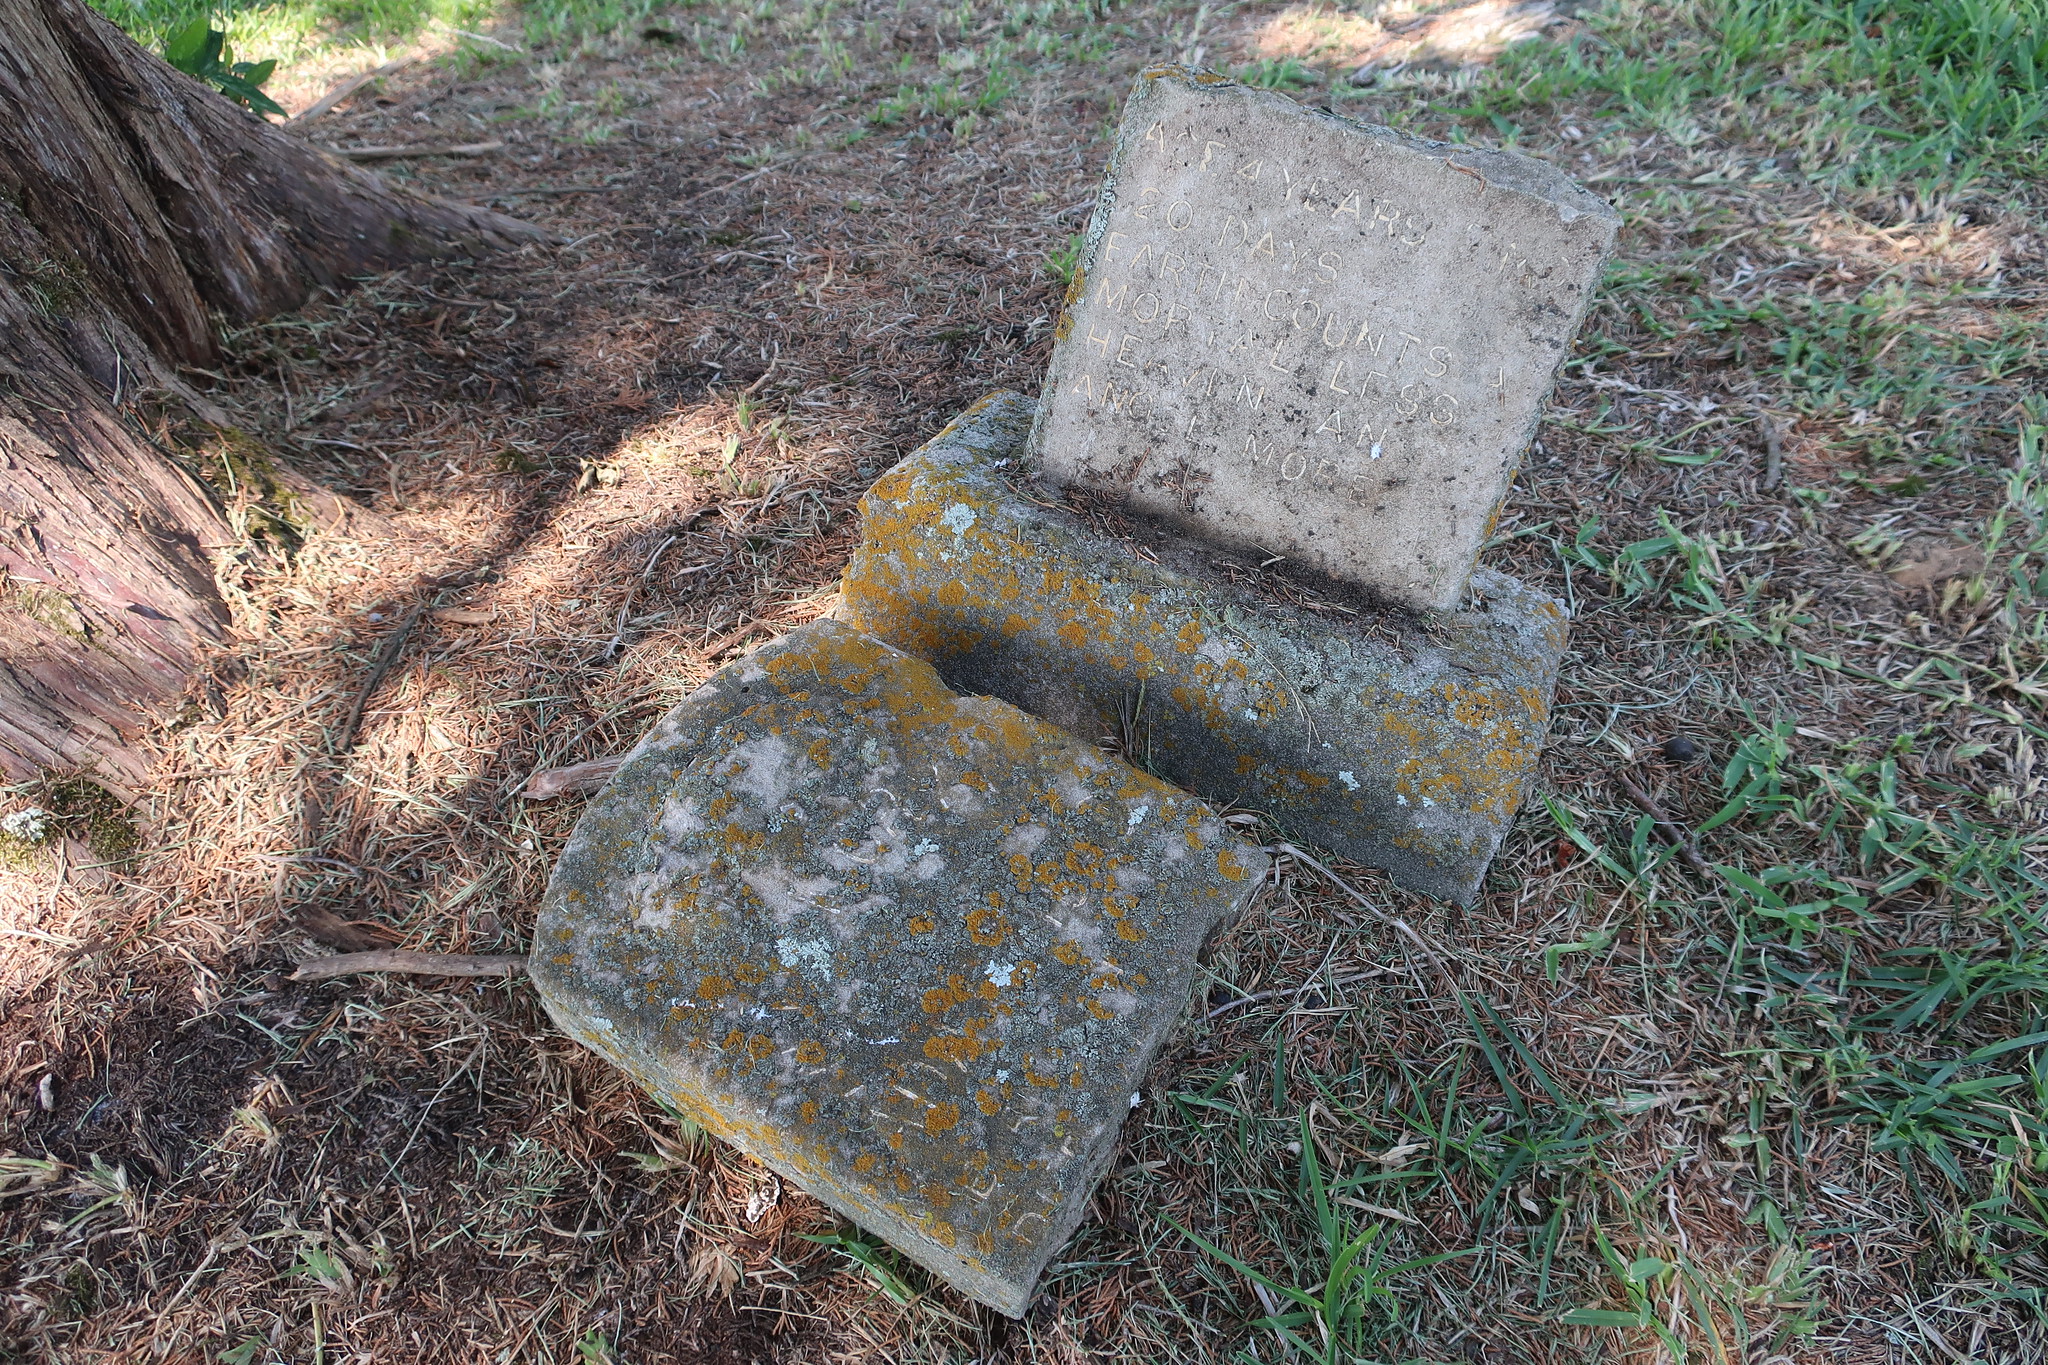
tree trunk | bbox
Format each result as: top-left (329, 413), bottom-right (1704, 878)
top-left (0, 0), bottom-right (542, 787)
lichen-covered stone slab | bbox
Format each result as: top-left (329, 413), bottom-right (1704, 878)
top-left (841, 391), bottom-right (1568, 905)
top-left (530, 619), bottom-right (1267, 1317)
top-left (1031, 65), bottom-right (1618, 612)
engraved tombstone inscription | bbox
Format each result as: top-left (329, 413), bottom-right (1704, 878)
top-left (1029, 66), bottom-right (1619, 612)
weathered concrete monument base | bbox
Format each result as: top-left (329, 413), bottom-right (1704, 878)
top-left (840, 392), bottom-right (1569, 905)
top-left (530, 619), bottom-right (1268, 1316)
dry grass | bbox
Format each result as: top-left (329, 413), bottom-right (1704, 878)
top-left (4, 1), bottom-right (2046, 1361)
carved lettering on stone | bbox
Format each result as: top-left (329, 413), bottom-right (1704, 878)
top-left (1030, 66), bottom-right (1619, 612)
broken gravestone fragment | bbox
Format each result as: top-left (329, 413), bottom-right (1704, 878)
top-left (529, 618), bottom-right (1268, 1316)
top-left (1032, 64), bottom-right (1619, 613)
top-left (841, 391), bottom-right (1568, 905)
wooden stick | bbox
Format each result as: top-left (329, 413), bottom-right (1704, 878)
top-left (1207, 970), bottom-right (1383, 1020)
top-left (291, 949), bottom-right (527, 982)
top-left (335, 604), bottom-right (422, 754)
top-left (329, 141), bottom-right (503, 162)
top-left (702, 617), bottom-right (771, 659)
top-left (1272, 842), bottom-right (1445, 966)
top-left (485, 185), bottom-right (620, 198)
top-left (1757, 408), bottom-right (1785, 490)
top-left (1614, 774), bottom-right (1711, 873)
top-left (677, 161), bottom-right (788, 205)
top-left (604, 533), bottom-right (681, 660)
top-left (743, 341), bottom-right (781, 396)
top-left (521, 755), bottom-right (626, 800)
top-left (292, 57), bottom-right (413, 124)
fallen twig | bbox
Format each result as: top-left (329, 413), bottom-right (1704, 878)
top-left (1614, 774), bottom-right (1710, 873)
top-left (703, 617), bottom-right (772, 659)
top-left (336, 604), bottom-right (422, 754)
top-left (486, 185), bottom-right (620, 198)
top-left (330, 141), bottom-right (503, 162)
top-left (291, 950), bottom-right (528, 982)
top-left (1207, 970), bottom-right (1384, 1020)
top-left (1757, 407), bottom-right (1785, 490)
top-left (743, 341), bottom-right (782, 396)
top-left (291, 57), bottom-right (412, 124)
top-left (604, 533), bottom-right (682, 660)
top-left (1272, 843), bottom-right (1445, 966)
top-left (521, 756), bottom-right (626, 800)
top-left (431, 19), bottom-right (522, 51)
top-left (678, 160), bottom-right (794, 206)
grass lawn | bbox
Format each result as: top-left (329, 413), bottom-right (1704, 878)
top-left (3, 0), bottom-right (2044, 1360)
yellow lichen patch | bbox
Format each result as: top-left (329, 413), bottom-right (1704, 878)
top-left (975, 1087), bottom-right (1002, 1116)
top-left (807, 738), bottom-right (833, 766)
top-left (1022, 1058), bottom-right (1063, 1089)
top-left (907, 913), bottom-right (935, 935)
top-left (1115, 920), bottom-right (1146, 943)
top-left (795, 1040), bottom-right (826, 1065)
top-left (853, 1152), bottom-right (878, 1174)
top-left (746, 1033), bottom-right (774, 1059)
top-left (925, 1020), bottom-right (999, 1062)
top-left (924, 1102), bottom-right (962, 1135)
top-left (965, 906), bottom-right (1013, 947)
top-left (921, 972), bottom-right (982, 1014)
top-left (1064, 841), bottom-right (1105, 875)
top-left (799, 1100), bottom-right (819, 1124)
top-left (1051, 939), bottom-right (1085, 967)
top-left (721, 824), bottom-right (766, 852)
top-left (887, 1131), bottom-right (905, 1152)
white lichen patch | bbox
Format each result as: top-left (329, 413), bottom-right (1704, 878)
top-left (729, 733), bottom-right (799, 804)
top-left (743, 861), bottom-right (840, 925)
top-left (777, 936), bottom-right (836, 984)
top-left (1001, 822), bottom-right (1050, 856)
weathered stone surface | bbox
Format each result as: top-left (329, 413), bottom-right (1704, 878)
top-left (530, 618), bottom-right (1267, 1317)
top-left (1031, 65), bottom-right (1618, 612)
top-left (842, 392), bottom-right (1568, 905)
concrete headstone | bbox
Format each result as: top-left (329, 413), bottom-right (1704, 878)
top-left (530, 619), bottom-right (1268, 1317)
top-left (1031, 65), bottom-right (1618, 612)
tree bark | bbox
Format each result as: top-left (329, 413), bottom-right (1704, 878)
top-left (0, 0), bottom-right (542, 787)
